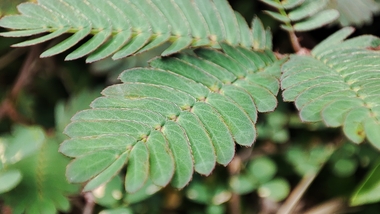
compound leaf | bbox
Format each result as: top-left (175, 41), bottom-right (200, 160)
top-left (0, 0), bottom-right (268, 61)
top-left (62, 44), bottom-right (282, 192)
top-left (281, 28), bottom-right (380, 148)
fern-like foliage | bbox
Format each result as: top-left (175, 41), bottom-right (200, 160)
top-left (0, 126), bottom-right (79, 213)
top-left (0, 0), bottom-right (271, 62)
top-left (281, 27), bottom-right (380, 148)
top-left (60, 44), bottom-right (284, 192)
top-left (327, 0), bottom-right (380, 27)
top-left (261, 0), bottom-right (339, 32)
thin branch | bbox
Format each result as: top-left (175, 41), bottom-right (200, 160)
top-left (0, 99), bottom-right (27, 124)
top-left (10, 46), bottom-right (39, 98)
top-left (0, 45), bottom-right (39, 123)
top-left (288, 31), bottom-right (302, 53)
top-left (0, 48), bottom-right (27, 71)
top-left (304, 198), bottom-right (349, 214)
top-left (276, 143), bottom-right (336, 214)
top-left (228, 156), bottom-right (242, 214)
top-left (276, 172), bottom-right (318, 214)
top-left (228, 193), bottom-right (241, 214)
top-left (83, 192), bottom-right (95, 214)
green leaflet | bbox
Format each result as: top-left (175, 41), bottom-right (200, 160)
top-left (12, 27), bottom-right (71, 47)
top-left (62, 45), bottom-right (282, 192)
top-left (220, 43), bottom-right (258, 72)
top-left (343, 107), bottom-right (369, 144)
top-left (293, 9), bottom-right (339, 32)
top-left (281, 30), bottom-right (380, 147)
top-left (195, 48), bottom-right (247, 78)
top-left (84, 151), bottom-right (129, 192)
top-left (213, 0), bottom-right (240, 46)
top-left (85, 0), bottom-right (132, 62)
top-left (110, 0), bottom-right (152, 60)
top-left (149, 57), bottom-right (222, 92)
top-left (220, 85), bottom-right (258, 123)
top-left (0, 0), bottom-right (268, 60)
top-left (162, 121), bottom-right (194, 189)
top-left (16, 3), bottom-right (62, 26)
top-left (131, 0), bottom-right (170, 54)
top-left (327, 0), bottom-right (380, 27)
top-left (262, 0), bottom-right (339, 32)
top-left (64, 120), bottom-right (151, 139)
top-left (60, 135), bottom-right (136, 157)
top-left (236, 47), bottom-right (272, 70)
top-left (192, 102), bottom-right (235, 165)
top-left (0, 170), bottom-right (22, 194)
top-left (40, 27), bottom-right (92, 57)
top-left (246, 73), bottom-right (279, 94)
top-left (66, 150), bottom-right (121, 183)
top-left (322, 99), bottom-right (364, 127)
top-left (365, 119), bottom-right (380, 149)
top-left (0, 15), bottom-right (47, 29)
top-left (312, 27), bottom-right (355, 56)
top-left (176, 54), bottom-right (236, 84)
top-left (193, 0), bottom-right (224, 46)
top-left (64, 0), bottom-right (112, 61)
top-left (351, 161), bottom-right (380, 206)
top-left (282, 0), bottom-right (305, 9)
top-left (175, 0), bottom-right (209, 46)
top-left (177, 112), bottom-right (216, 175)
top-left (264, 10), bottom-right (291, 23)
top-left (233, 80), bottom-right (277, 112)
top-left (299, 91), bottom-right (356, 122)
top-left (235, 12), bottom-right (253, 48)
top-left (288, 0), bottom-right (330, 21)
top-left (125, 142), bottom-right (150, 193)
top-left (146, 131), bottom-right (175, 187)
top-left (102, 83), bottom-right (196, 108)
top-left (72, 109), bottom-right (166, 129)
top-left (91, 97), bottom-right (181, 119)
top-left (206, 93), bottom-right (256, 146)
top-left (0, 28), bottom-right (49, 37)
top-left (252, 17), bottom-right (266, 50)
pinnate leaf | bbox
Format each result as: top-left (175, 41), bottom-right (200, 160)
top-left (0, 0), bottom-right (270, 61)
top-left (62, 44), bottom-right (282, 192)
top-left (281, 28), bottom-right (380, 148)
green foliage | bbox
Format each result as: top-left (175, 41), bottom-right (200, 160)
top-left (281, 27), bottom-right (380, 148)
top-left (60, 44), bottom-right (282, 192)
top-left (262, 0), bottom-right (339, 32)
top-left (286, 144), bottom-right (334, 176)
top-left (230, 156), bottom-right (290, 201)
top-left (351, 161), bottom-right (380, 206)
top-left (0, 126), bottom-right (78, 213)
top-left (327, 0), bottom-right (380, 27)
top-left (0, 0), bottom-right (271, 62)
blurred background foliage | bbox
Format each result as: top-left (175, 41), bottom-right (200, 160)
top-left (1, 0), bottom-right (380, 213)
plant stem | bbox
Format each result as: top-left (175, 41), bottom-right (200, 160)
top-left (0, 48), bottom-right (27, 71)
top-left (228, 156), bottom-right (242, 214)
top-left (276, 172), bottom-right (318, 214)
top-left (288, 31), bottom-right (302, 53)
top-left (83, 192), bottom-right (95, 214)
top-left (0, 46), bottom-right (39, 123)
top-left (10, 46), bottom-right (39, 98)
top-left (274, 0), bottom-right (303, 52)
top-left (276, 143), bottom-right (336, 214)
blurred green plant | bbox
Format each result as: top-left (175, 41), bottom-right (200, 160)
top-left (0, 126), bottom-right (79, 213)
